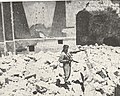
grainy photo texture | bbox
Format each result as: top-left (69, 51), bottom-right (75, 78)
top-left (0, 0), bottom-right (120, 96)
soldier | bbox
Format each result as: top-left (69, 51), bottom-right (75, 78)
top-left (59, 45), bottom-right (73, 85)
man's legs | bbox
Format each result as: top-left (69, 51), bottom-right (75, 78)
top-left (63, 63), bottom-right (71, 83)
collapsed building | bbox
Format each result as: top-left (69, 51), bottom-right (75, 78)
top-left (0, 0), bottom-right (120, 96)
top-left (0, 0), bottom-right (120, 54)
top-left (0, 45), bottom-right (120, 96)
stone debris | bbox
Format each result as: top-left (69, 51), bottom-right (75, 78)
top-left (0, 45), bottom-right (120, 96)
top-left (24, 74), bottom-right (36, 80)
top-left (36, 85), bottom-right (47, 94)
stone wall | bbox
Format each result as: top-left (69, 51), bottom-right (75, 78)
top-left (0, 3), bottom-right (3, 42)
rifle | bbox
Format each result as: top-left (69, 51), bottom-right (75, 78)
top-left (69, 50), bottom-right (85, 63)
top-left (70, 49), bottom-right (86, 54)
top-left (67, 53), bottom-right (79, 63)
top-left (70, 50), bottom-right (81, 54)
top-left (69, 59), bottom-right (79, 63)
top-left (72, 59), bottom-right (79, 63)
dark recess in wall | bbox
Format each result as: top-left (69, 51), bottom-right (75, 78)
top-left (28, 45), bottom-right (35, 52)
top-left (76, 9), bottom-right (91, 45)
top-left (58, 39), bottom-right (63, 44)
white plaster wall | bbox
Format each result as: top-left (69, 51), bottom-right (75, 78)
top-left (35, 38), bottom-right (76, 52)
top-left (23, 1), bottom-right (56, 28)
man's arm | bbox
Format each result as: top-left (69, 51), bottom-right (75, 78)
top-left (70, 49), bottom-right (86, 54)
top-left (70, 50), bottom-right (80, 54)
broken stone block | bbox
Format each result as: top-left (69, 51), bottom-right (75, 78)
top-left (2, 61), bottom-right (10, 64)
top-left (49, 91), bottom-right (59, 96)
top-left (114, 71), bottom-right (120, 76)
top-left (5, 78), bottom-right (9, 84)
top-left (95, 88), bottom-right (104, 94)
top-left (27, 56), bottom-right (37, 62)
top-left (36, 85), bottom-right (47, 94)
top-left (24, 74), bottom-right (36, 80)
top-left (13, 74), bottom-right (20, 77)
top-left (0, 81), bottom-right (3, 89)
top-left (96, 70), bottom-right (107, 78)
top-left (33, 90), bottom-right (37, 95)
top-left (56, 79), bottom-right (61, 87)
top-left (0, 68), bottom-right (6, 73)
top-left (0, 64), bottom-right (10, 71)
top-left (72, 80), bottom-right (85, 93)
top-left (50, 64), bottom-right (58, 70)
top-left (44, 61), bottom-right (51, 65)
top-left (0, 70), bottom-right (3, 76)
top-left (40, 76), bottom-right (49, 82)
top-left (24, 57), bottom-right (31, 62)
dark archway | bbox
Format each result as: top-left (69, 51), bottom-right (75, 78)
top-left (76, 9), bottom-right (91, 45)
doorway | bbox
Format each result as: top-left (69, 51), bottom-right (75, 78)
top-left (76, 9), bottom-right (91, 45)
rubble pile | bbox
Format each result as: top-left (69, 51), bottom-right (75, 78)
top-left (0, 45), bottom-right (120, 96)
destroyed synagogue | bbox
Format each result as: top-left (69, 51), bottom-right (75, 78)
top-left (1, 0), bottom-right (120, 96)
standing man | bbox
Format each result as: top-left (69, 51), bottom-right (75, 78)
top-left (59, 45), bottom-right (73, 85)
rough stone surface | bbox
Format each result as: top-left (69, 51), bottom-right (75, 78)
top-left (0, 45), bottom-right (120, 96)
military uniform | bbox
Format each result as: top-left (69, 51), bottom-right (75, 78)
top-left (59, 52), bottom-right (72, 83)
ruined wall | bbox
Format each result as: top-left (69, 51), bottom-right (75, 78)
top-left (1, 1), bottom-right (120, 46)
top-left (66, 0), bottom-right (119, 28)
top-left (65, 0), bottom-right (119, 38)
top-left (89, 7), bottom-right (120, 46)
top-left (23, 1), bottom-right (55, 38)
top-left (35, 38), bottom-right (76, 52)
top-left (23, 1), bottom-right (55, 28)
top-left (23, 1), bottom-right (66, 37)
top-left (0, 3), bottom-right (3, 42)
top-left (13, 2), bottom-right (31, 39)
top-left (49, 1), bottom-right (66, 37)
top-left (0, 2), bottom-right (31, 40)
top-left (65, 0), bottom-right (120, 46)
top-left (3, 2), bottom-right (13, 40)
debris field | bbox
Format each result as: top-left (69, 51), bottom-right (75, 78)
top-left (0, 45), bottom-right (120, 96)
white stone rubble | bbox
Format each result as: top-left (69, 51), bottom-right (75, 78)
top-left (0, 45), bottom-right (120, 96)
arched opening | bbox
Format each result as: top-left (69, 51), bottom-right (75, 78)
top-left (76, 9), bottom-right (91, 45)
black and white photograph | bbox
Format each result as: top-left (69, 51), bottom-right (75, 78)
top-left (0, 0), bottom-right (120, 96)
